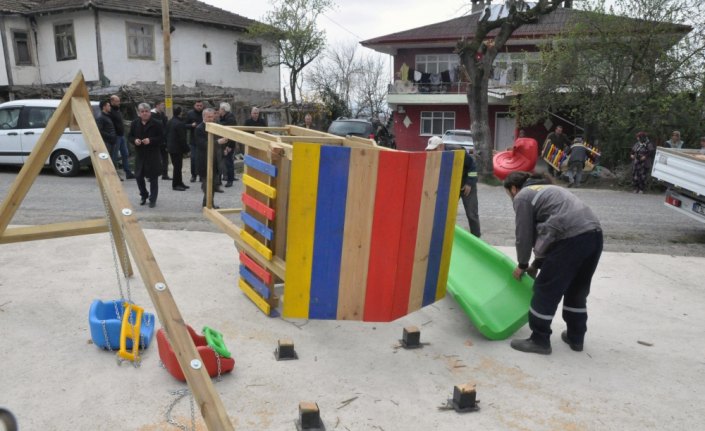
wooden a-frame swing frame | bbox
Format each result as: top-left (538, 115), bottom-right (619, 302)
top-left (0, 72), bottom-right (235, 430)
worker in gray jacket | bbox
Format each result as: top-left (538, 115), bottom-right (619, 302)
top-left (504, 171), bottom-right (603, 355)
top-left (565, 137), bottom-right (588, 188)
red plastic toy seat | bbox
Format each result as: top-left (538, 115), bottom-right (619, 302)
top-left (156, 325), bottom-right (235, 382)
top-left (493, 138), bottom-right (539, 180)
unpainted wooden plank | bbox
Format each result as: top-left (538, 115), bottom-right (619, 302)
top-left (0, 219), bottom-right (108, 244)
top-left (337, 147), bottom-right (379, 320)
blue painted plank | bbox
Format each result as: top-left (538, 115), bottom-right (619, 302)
top-left (244, 155), bottom-right (278, 177)
top-left (309, 146), bottom-right (350, 319)
top-left (241, 212), bottom-right (274, 241)
top-left (422, 151), bottom-right (454, 306)
top-left (239, 265), bottom-right (270, 299)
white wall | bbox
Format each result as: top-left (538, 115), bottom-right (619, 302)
top-left (35, 11), bottom-right (99, 83)
top-left (98, 12), bottom-right (279, 93)
top-left (2, 15), bottom-right (41, 86)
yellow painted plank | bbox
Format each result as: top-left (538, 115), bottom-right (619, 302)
top-left (436, 150), bottom-right (465, 300)
top-left (243, 174), bottom-right (277, 199)
top-left (239, 278), bottom-right (272, 315)
top-left (283, 144), bottom-right (320, 319)
top-left (240, 229), bottom-right (273, 261)
top-left (337, 148), bottom-right (378, 320)
top-left (408, 151), bottom-right (442, 312)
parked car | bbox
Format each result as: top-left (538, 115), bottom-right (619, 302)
top-left (327, 117), bottom-right (375, 139)
top-left (0, 99), bottom-right (98, 176)
top-left (442, 129), bottom-right (474, 153)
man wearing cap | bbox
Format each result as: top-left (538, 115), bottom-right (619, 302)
top-left (426, 136), bottom-right (481, 237)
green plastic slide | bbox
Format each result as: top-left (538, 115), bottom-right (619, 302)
top-left (447, 225), bottom-right (533, 340)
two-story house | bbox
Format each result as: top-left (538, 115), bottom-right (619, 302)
top-left (362, 1), bottom-right (690, 152)
top-left (0, 0), bottom-right (279, 106)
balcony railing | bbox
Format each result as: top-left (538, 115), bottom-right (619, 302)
top-left (388, 79), bottom-right (530, 95)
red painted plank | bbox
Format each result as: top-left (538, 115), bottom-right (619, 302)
top-left (242, 193), bottom-right (275, 221)
top-left (363, 151), bottom-right (409, 322)
top-left (239, 251), bottom-right (273, 284)
top-left (390, 152), bottom-right (426, 320)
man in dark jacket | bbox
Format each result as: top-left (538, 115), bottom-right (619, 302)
top-left (565, 137), bottom-right (588, 188)
top-left (128, 103), bottom-right (163, 208)
top-left (195, 108), bottom-right (228, 208)
top-left (151, 100), bottom-right (170, 180)
top-left (185, 101), bottom-right (204, 183)
top-left (96, 99), bottom-right (120, 180)
top-left (218, 102), bottom-right (237, 187)
top-left (165, 106), bottom-right (189, 191)
top-left (109, 95), bottom-right (134, 179)
top-left (543, 125), bottom-right (570, 177)
top-left (244, 106), bottom-right (266, 127)
top-left (426, 136), bottom-right (481, 237)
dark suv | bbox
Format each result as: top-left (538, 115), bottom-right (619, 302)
top-left (327, 118), bottom-right (375, 139)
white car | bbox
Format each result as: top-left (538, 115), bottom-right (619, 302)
top-left (0, 99), bottom-right (98, 177)
top-left (442, 129), bottom-right (474, 154)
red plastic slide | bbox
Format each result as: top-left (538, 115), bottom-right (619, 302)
top-left (493, 137), bottom-right (539, 180)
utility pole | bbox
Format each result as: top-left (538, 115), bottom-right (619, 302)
top-left (161, 0), bottom-right (173, 119)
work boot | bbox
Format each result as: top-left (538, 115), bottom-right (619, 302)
top-left (190, 175), bottom-right (196, 183)
top-left (510, 337), bottom-right (552, 355)
top-left (561, 331), bottom-right (583, 352)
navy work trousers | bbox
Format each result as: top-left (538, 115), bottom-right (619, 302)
top-left (529, 229), bottom-right (603, 346)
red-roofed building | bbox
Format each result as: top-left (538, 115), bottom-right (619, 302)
top-left (361, 1), bottom-right (690, 151)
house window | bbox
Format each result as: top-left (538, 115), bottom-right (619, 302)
top-left (206, 51), bottom-right (212, 65)
top-left (126, 22), bottom-right (154, 60)
top-left (12, 31), bottom-right (32, 65)
top-left (420, 111), bottom-right (455, 136)
top-left (415, 54), bottom-right (459, 74)
top-left (237, 42), bottom-right (262, 72)
top-left (54, 23), bottom-right (76, 61)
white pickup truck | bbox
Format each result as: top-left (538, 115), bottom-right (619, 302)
top-left (651, 147), bottom-right (705, 223)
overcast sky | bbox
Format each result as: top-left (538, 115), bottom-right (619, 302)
top-left (199, 0), bottom-right (473, 46)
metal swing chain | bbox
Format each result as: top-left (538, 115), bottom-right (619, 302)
top-left (99, 188), bottom-right (132, 311)
top-left (165, 389), bottom-right (196, 431)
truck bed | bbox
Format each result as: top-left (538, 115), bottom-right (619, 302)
top-left (651, 147), bottom-right (705, 223)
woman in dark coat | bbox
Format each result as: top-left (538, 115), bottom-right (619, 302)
top-left (166, 106), bottom-right (189, 191)
top-left (128, 102), bottom-right (163, 207)
top-left (630, 131), bottom-right (655, 194)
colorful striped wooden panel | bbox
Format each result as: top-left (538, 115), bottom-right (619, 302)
top-left (389, 151), bottom-right (426, 320)
top-left (422, 151), bottom-right (455, 306)
top-left (245, 155), bottom-right (278, 177)
top-left (436, 150), bottom-right (465, 300)
top-left (239, 278), bottom-right (271, 315)
top-left (309, 146), bottom-right (350, 319)
top-left (239, 265), bottom-right (270, 299)
top-left (241, 212), bottom-right (273, 241)
top-left (239, 251), bottom-right (273, 284)
top-left (363, 151), bottom-right (410, 322)
top-left (407, 151), bottom-right (442, 313)
top-left (240, 230), bottom-right (273, 260)
top-left (282, 144), bottom-right (320, 318)
top-left (243, 174), bottom-right (277, 199)
top-left (337, 148), bottom-right (378, 320)
top-left (242, 193), bottom-right (275, 221)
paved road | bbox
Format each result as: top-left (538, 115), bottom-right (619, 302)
top-left (2, 165), bottom-right (704, 256)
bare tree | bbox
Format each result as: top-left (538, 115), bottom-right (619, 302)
top-left (352, 52), bottom-right (389, 118)
top-left (457, 0), bottom-right (566, 180)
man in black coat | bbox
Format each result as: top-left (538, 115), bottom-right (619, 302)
top-left (109, 95), bottom-right (135, 179)
top-left (195, 108), bottom-right (227, 208)
top-left (218, 102), bottom-right (237, 187)
top-left (96, 99), bottom-right (121, 180)
top-left (244, 106), bottom-right (266, 127)
top-left (185, 101), bottom-right (204, 183)
top-left (165, 106), bottom-right (190, 191)
top-left (151, 100), bottom-right (170, 180)
top-left (128, 103), bottom-right (163, 208)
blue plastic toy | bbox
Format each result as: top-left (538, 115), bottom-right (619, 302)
top-left (89, 299), bottom-right (155, 351)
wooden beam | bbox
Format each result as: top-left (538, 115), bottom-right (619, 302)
top-left (98, 177), bottom-right (134, 277)
top-left (206, 123), bottom-right (272, 153)
top-left (276, 136), bottom-right (345, 145)
top-left (0, 219), bottom-right (108, 244)
top-left (0, 72), bottom-right (86, 236)
top-left (70, 95), bottom-right (234, 430)
top-left (202, 207), bottom-right (286, 280)
top-left (271, 147), bottom-right (290, 262)
top-left (206, 132), bottom-right (214, 209)
top-left (215, 208), bottom-right (243, 215)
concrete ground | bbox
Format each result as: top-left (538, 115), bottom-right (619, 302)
top-left (1, 229), bottom-right (704, 430)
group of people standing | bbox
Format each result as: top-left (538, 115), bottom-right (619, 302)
top-left (96, 96), bottom-right (267, 208)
